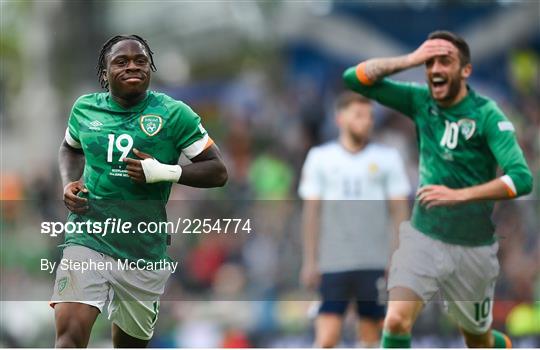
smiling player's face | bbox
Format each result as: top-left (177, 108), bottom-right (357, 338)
top-left (104, 40), bottom-right (151, 101)
top-left (425, 42), bottom-right (471, 104)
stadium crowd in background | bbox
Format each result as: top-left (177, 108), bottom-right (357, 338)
top-left (1, 1), bottom-right (539, 348)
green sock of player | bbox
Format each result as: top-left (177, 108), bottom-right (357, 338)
top-left (491, 330), bottom-right (512, 348)
top-left (381, 331), bottom-right (411, 348)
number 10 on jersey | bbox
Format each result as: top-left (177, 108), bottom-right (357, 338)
top-left (440, 120), bottom-right (459, 150)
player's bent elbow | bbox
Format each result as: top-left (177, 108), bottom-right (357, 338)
top-left (215, 162), bottom-right (228, 187)
top-left (521, 172), bottom-right (533, 196)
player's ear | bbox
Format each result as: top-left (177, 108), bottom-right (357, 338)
top-left (461, 63), bottom-right (472, 79)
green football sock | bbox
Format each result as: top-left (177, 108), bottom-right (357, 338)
top-left (492, 330), bottom-right (511, 348)
top-left (381, 331), bottom-right (411, 348)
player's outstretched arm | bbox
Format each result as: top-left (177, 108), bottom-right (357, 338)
top-left (359, 39), bottom-right (456, 83)
top-left (124, 145), bottom-right (227, 188)
top-left (416, 179), bottom-right (528, 209)
top-left (59, 140), bottom-right (88, 213)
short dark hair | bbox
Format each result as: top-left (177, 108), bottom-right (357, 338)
top-left (335, 91), bottom-right (371, 112)
top-left (96, 34), bottom-right (157, 91)
top-left (428, 30), bottom-right (471, 66)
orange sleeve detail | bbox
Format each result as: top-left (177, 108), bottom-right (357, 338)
top-left (355, 62), bottom-right (375, 86)
top-left (502, 182), bottom-right (516, 198)
top-left (503, 334), bottom-right (512, 348)
top-left (203, 137), bottom-right (214, 150)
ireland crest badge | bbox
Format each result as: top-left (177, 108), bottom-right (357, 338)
top-left (140, 115), bottom-right (163, 136)
top-left (57, 276), bottom-right (69, 295)
top-left (458, 118), bottom-right (476, 140)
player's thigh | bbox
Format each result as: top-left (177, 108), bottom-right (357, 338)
top-left (50, 245), bottom-right (110, 309)
top-left (108, 266), bottom-right (171, 341)
top-left (51, 245), bottom-right (109, 346)
top-left (354, 270), bottom-right (385, 342)
top-left (442, 242), bottom-right (499, 335)
top-left (387, 222), bottom-right (440, 303)
top-left (319, 271), bottom-right (353, 303)
top-left (54, 302), bottom-right (100, 347)
top-left (316, 272), bottom-right (351, 347)
top-left (354, 270), bottom-right (386, 321)
top-left (318, 271), bottom-right (353, 317)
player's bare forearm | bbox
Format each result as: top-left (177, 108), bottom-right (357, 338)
top-left (301, 199), bottom-right (321, 265)
top-left (178, 144), bottom-right (228, 188)
top-left (418, 177), bottom-right (525, 209)
top-left (361, 55), bottom-right (415, 82)
top-left (58, 140), bottom-right (85, 187)
top-left (460, 178), bottom-right (522, 201)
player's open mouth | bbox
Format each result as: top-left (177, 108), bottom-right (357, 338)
top-left (430, 76), bottom-right (448, 95)
top-left (431, 76), bottom-right (447, 87)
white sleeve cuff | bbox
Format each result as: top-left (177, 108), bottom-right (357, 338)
top-left (500, 175), bottom-right (517, 197)
top-left (182, 134), bottom-right (210, 159)
top-left (65, 128), bottom-right (81, 149)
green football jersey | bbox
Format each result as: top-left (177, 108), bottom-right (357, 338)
top-left (344, 67), bottom-right (533, 246)
top-left (63, 91), bottom-right (208, 261)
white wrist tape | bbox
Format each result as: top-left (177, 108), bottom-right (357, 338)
top-left (140, 158), bottom-right (182, 183)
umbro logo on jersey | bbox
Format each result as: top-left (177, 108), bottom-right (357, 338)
top-left (88, 120), bottom-right (103, 130)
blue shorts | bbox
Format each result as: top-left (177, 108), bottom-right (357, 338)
top-left (318, 269), bottom-right (386, 320)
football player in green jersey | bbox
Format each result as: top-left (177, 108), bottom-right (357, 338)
top-left (343, 30), bottom-right (532, 348)
top-left (53, 35), bottom-right (227, 348)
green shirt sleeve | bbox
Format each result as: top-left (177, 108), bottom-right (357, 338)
top-left (343, 66), bottom-right (429, 119)
top-left (484, 103), bottom-right (533, 196)
top-left (173, 102), bottom-right (208, 158)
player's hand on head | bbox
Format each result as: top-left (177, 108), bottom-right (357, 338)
top-left (417, 185), bottom-right (467, 209)
top-left (408, 39), bottom-right (456, 66)
top-left (63, 180), bottom-right (89, 214)
top-left (300, 262), bottom-right (321, 290)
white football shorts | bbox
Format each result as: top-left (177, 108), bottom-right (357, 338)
top-left (388, 221), bottom-right (500, 334)
top-left (50, 245), bottom-right (171, 340)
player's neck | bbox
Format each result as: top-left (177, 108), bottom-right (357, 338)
top-left (339, 136), bottom-right (367, 154)
top-left (110, 91), bottom-right (147, 109)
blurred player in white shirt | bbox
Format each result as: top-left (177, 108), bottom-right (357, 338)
top-left (299, 92), bottom-right (411, 347)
